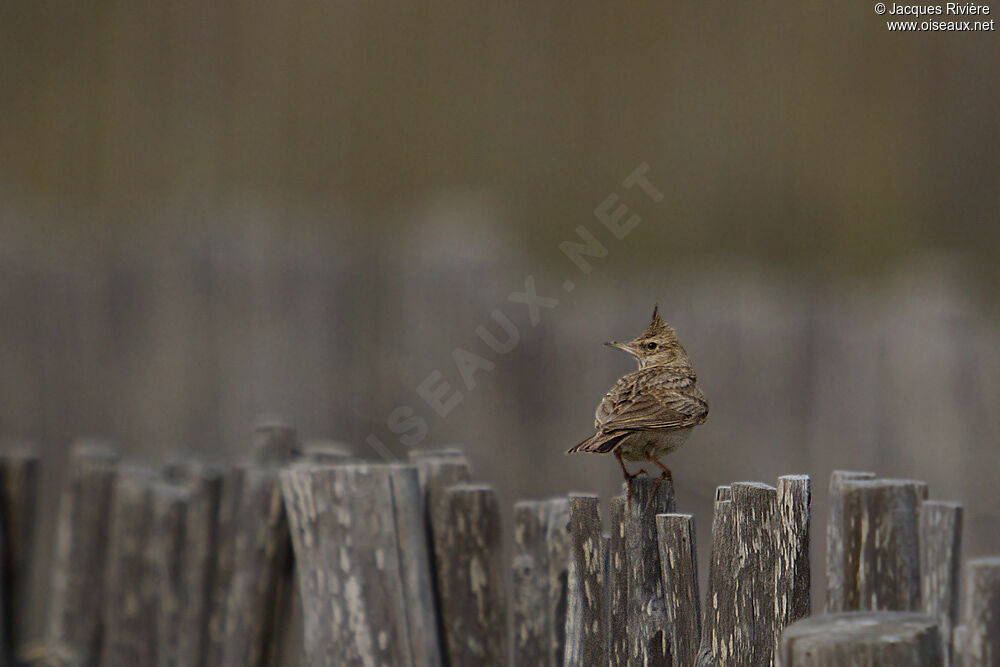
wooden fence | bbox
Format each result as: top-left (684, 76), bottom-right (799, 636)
top-left (4, 425), bottom-right (999, 666)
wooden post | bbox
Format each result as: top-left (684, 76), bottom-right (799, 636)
top-left (656, 513), bottom-right (700, 666)
top-left (920, 500), bottom-right (962, 665)
top-left (219, 465), bottom-right (290, 667)
top-left (607, 495), bottom-right (627, 667)
top-left (101, 466), bottom-right (159, 667)
top-left (512, 500), bottom-right (550, 664)
top-left (430, 483), bottom-right (507, 666)
top-left (825, 470), bottom-right (875, 612)
top-left (545, 498), bottom-right (571, 666)
top-left (0, 445), bottom-right (40, 658)
top-left (385, 464), bottom-right (444, 667)
top-left (250, 416), bottom-right (300, 464)
top-left (779, 612), bottom-right (943, 665)
top-left (280, 463), bottom-right (417, 666)
top-left (250, 420), bottom-right (299, 667)
top-left (151, 481), bottom-right (195, 667)
top-left (625, 476), bottom-right (675, 666)
top-left (409, 448), bottom-right (470, 498)
top-left (301, 439), bottom-right (354, 463)
top-left (411, 450), bottom-right (472, 538)
top-left (204, 465), bottom-right (244, 667)
top-left (957, 557), bottom-right (1000, 665)
top-left (47, 440), bottom-right (120, 667)
top-left (775, 475), bottom-right (811, 642)
top-left (565, 493), bottom-right (605, 667)
top-left (730, 481), bottom-right (779, 666)
top-left (410, 449), bottom-right (472, 661)
top-left (838, 478), bottom-right (927, 612)
top-left (154, 462), bottom-right (222, 667)
top-left (700, 486), bottom-right (734, 665)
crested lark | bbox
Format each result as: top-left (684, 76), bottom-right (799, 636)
top-left (568, 306), bottom-right (709, 488)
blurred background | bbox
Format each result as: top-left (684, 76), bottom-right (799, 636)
top-left (1, 0), bottom-right (999, 645)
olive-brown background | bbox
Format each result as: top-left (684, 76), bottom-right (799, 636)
top-left (2, 0), bottom-right (998, 645)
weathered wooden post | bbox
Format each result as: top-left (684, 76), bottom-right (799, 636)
top-left (410, 448), bottom-right (473, 662)
top-left (219, 420), bottom-right (298, 667)
top-left (281, 462), bottom-right (438, 666)
top-left (512, 500), bottom-right (550, 664)
top-left (511, 497), bottom-right (572, 666)
top-left (565, 493), bottom-right (606, 667)
top-left (431, 483), bottom-right (508, 666)
top-left (203, 465), bottom-right (244, 667)
top-left (301, 439), bottom-right (354, 463)
top-left (251, 417), bottom-right (301, 464)
top-left (154, 461), bottom-right (222, 667)
top-left (47, 440), bottom-right (120, 667)
top-left (955, 557), bottom-right (1000, 666)
top-left (0, 444), bottom-right (40, 658)
top-left (825, 470), bottom-right (875, 612)
top-left (837, 478), bottom-right (927, 612)
top-left (779, 612), bottom-right (943, 665)
top-left (625, 476), bottom-right (675, 666)
top-left (546, 499), bottom-right (572, 666)
top-left (101, 465), bottom-right (159, 667)
top-left (920, 500), bottom-right (963, 665)
top-left (731, 481), bottom-right (779, 665)
top-left (219, 464), bottom-right (290, 667)
top-left (607, 495), bottom-right (628, 667)
top-left (656, 513), bottom-right (700, 666)
top-left (385, 464), bottom-right (444, 667)
top-left (775, 475), bottom-right (811, 639)
top-left (700, 485), bottom-right (733, 666)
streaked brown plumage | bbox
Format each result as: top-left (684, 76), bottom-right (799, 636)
top-left (568, 306), bottom-right (708, 486)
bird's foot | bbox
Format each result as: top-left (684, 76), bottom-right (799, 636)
top-left (646, 453), bottom-right (673, 494)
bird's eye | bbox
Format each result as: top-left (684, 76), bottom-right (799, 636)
top-left (645, 342), bottom-right (657, 351)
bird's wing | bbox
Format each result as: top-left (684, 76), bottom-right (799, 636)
top-left (594, 368), bottom-right (708, 433)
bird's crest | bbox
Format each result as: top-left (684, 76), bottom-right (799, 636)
top-left (647, 304), bottom-right (675, 337)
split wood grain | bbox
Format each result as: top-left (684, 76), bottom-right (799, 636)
top-left (957, 556), bottom-right (1000, 666)
top-left (386, 464), bottom-right (444, 667)
top-left (203, 465), bottom-right (245, 667)
top-left (779, 611), bottom-right (943, 666)
top-left (775, 475), bottom-right (811, 643)
top-left (101, 466), bottom-right (159, 667)
top-left (624, 476), bottom-right (675, 666)
top-left (153, 462), bottom-right (222, 667)
top-left (838, 478), bottom-right (928, 612)
top-left (410, 449), bottom-right (472, 662)
top-left (825, 470), bottom-right (875, 613)
top-left (47, 440), bottom-right (120, 667)
top-left (250, 417), bottom-right (300, 465)
top-left (0, 444), bottom-right (39, 658)
top-left (546, 498), bottom-right (572, 666)
top-left (565, 494), bottom-right (605, 667)
top-left (730, 481), bottom-right (779, 666)
top-left (607, 495), bottom-right (628, 667)
top-left (280, 463), bottom-right (417, 667)
top-left (219, 465), bottom-right (290, 667)
top-left (699, 486), bottom-right (734, 666)
top-left (920, 500), bottom-right (962, 666)
top-left (431, 483), bottom-right (507, 667)
top-left (656, 513), bottom-right (700, 666)
top-left (512, 498), bottom-right (572, 667)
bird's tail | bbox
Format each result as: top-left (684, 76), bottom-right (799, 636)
top-left (567, 431), bottom-right (628, 454)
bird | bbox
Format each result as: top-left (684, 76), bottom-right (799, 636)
top-left (568, 306), bottom-right (709, 490)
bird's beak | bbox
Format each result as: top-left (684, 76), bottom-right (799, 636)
top-left (604, 341), bottom-right (635, 356)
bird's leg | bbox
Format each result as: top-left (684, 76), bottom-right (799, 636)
top-left (616, 449), bottom-right (646, 502)
top-left (646, 451), bottom-right (674, 493)
top-left (615, 449), bottom-right (646, 481)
